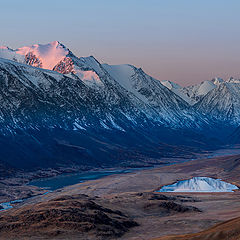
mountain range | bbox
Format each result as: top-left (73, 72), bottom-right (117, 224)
top-left (0, 41), bottom-right (239, 174)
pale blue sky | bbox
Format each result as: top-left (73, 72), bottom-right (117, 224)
top-left (1, 0), bottom-right (240, 86)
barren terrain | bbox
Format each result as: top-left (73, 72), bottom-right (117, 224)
top-left (1, 153), bottom-right (240, 239)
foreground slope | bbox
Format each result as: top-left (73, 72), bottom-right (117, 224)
top-left (155, 216), bottom-right (240, 240)
top-left (0, 194), bottom-right (138, 240)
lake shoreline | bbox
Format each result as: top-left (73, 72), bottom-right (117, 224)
top-left (1, 145), bottom-right (240, 210)
top-left (2, 150), bottom-right (240, 239)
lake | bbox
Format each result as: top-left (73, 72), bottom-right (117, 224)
top-left (29, 168), bottom-right (139, 190)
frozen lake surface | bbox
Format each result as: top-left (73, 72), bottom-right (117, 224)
top-left (157, 177), bottom-right (239, 192)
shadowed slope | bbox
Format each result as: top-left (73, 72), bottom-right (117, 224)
top-left (154, 216), bottom-right (240, 240)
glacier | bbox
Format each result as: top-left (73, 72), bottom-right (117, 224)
top-left (157, 177), bottom-right (239, 192)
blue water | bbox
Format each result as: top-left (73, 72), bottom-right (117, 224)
top-left (0, 168), bottom-right (148, 211)
top-left (0, 192), bottom-right (50, 211)
top-left (29, 169), bottom-right (137, 190)
top-left (0, 199), bottom-right (23, 211)
top-left (29, 147), bottom-right (240, 191)
top-left (3, 147), bottom-right (240, 211)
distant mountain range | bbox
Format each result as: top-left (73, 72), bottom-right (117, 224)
top-left (0, 41), bottom-right (239, 173)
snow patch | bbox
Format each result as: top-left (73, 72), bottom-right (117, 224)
top-left (107, 115), bottom-right (125, 131)
top-left (73, 122), bottom-right (86, 130)
top-left (157, 177), bottom-right (238, 192)
top-left (102, 64), bottom-right (149, 103)
top-left (74, 67), bottom-right (103, 87)
top-left (197, 81), bottom-right (216, 96)
top-left (183, 80), bottom-right (218, 102)
top-left (0, 41), bottom-right (69, 70)
top-left (161, 80), bottom-right (195, 105)
top-left (16, 41), bottom-right (69, 70)
top-left (100, 121), bottom-right (111, 130)
top-left (0, 47), bottom-right (25, 63)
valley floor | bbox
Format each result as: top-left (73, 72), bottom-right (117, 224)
top-left (1, 150), bottom-right (240, 239)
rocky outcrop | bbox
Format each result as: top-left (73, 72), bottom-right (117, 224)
top-left (24, 52), bottom-right (42, 68)
top-left (53, 56), bottom-right (74, 74)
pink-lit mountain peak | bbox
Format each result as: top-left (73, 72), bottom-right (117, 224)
top-left (15, 41), bottom-right (69, 70)
top-left (0, 41), bottom-right (71, 70)
top-left (0, 41), bottom-right (106, 87)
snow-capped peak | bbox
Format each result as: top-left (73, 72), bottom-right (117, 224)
top-left (102, 63), bottom-right (150, 102)
top-left (0, 41), bottom-right (106, 89)
top-left (0, 41), bottom-right (70, 70)
top-left (160, 80), bottom-right (182, 90)
top-left (15, 41), bottom-right (69, 70)
top-left (182, 79), bottom-right (217, 102)
top-left (161, 80), bottom-right (195, 105)
top-left (195, 80), bottom-right (216, 96)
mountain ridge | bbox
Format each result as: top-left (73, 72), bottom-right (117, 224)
top-left (0, 41), bottom-right (239, 173)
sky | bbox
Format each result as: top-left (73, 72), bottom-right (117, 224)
top-left (1, 0), bottom-right (240, 86)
